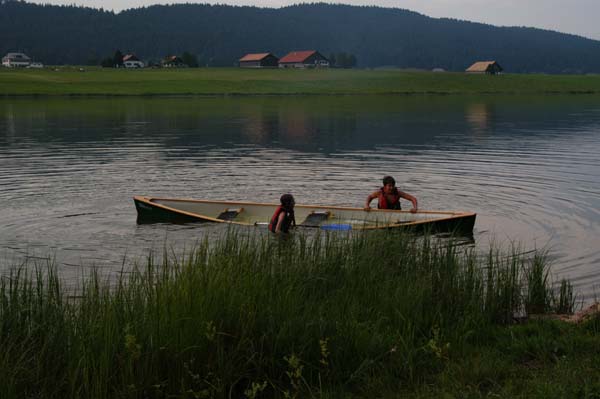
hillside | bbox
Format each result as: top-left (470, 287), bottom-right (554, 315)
top-left (2, 1), bottom-right (600, 73)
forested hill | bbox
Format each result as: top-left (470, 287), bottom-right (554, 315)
top-left (2, 0), bottom-right (600, 73)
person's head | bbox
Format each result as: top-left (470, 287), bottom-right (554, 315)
top-left (382, 175), bottom-right (396, 193)
top-left (280, 193), bottom-right (295, 209)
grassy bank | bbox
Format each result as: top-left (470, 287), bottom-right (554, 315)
top-left (1, 230), bottom-right (598, 398)
top-left (2, 67), bottom-right (600, 96)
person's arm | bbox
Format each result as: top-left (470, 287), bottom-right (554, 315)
top-left (364, 191), bottom-right (378, 210)
top-left (398, 190), bottom-right (418, 213)
top-left (275, 212), bottom-right (286, 233)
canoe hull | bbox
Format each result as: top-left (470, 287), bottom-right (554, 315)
top-left (134, 198), bottom-right (213, 224)
top-left (405, 212), bottom-right (476, 236)
top-left (133, 196), bottom-right (476, 235)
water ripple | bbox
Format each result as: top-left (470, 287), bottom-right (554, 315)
top-left (1, 96), bottom-right (600, 303)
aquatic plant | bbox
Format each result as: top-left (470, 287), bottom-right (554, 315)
top-left (0, 229), bottom-right (590, 398)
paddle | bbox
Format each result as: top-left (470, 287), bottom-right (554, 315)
top-left (319, 224), bottom-right (352, 231)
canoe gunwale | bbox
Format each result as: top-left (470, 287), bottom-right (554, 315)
top-left (133, 195), bottom-right (476, 233)
top-left (134, 195), bottom-right (470, 216)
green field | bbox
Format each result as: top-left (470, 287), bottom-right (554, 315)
top-left (1, 230), bottom-right (599, 398)
top-left (2, 67), bottom-right (600, 96)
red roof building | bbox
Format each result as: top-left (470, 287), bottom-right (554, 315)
top-left (122, 54), bottom-right (144, 68)
top-left (278, 50), bottom-right (329, 68)
top-left (239, 52), bottom-right (279, 68)
top-left (123, 54), bottom-right (139, 62)
top-left (162, 55), bottom-right (185, 68)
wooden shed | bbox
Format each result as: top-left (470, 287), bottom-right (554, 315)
top-left (466, 61), bottom-right (503, 75)
top-left (278, 50), bottom-right (329, 69)
top-left (239, 53), bottom-right (279, 68)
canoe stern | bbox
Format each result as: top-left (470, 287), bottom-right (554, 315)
top-left (133, 196), bottom-right (212, 224)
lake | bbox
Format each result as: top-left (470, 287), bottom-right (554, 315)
top-left (1, 95), bottom-right (599, 302)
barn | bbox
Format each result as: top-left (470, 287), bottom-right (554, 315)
top-left (278, 50), bottom-right (329, 69)
top-left (466, 61), bottom-right (503, 75)
top-left (239, 53), bottom-right (279, 68)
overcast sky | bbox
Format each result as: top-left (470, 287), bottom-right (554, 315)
top-left (29, 0), bottom-right (600, 41)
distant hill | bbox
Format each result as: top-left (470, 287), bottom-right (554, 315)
top-left (2, 1), bottom-right (600, 73)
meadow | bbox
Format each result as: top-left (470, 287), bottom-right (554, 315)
top-left (1, 229), bottom-right (599, 398)
top-left (2, 67), bottom-right (600, 96)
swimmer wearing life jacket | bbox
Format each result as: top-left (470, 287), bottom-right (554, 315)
top-left (364, 175), bottom-right (418, 213)
top-left (269, 193), bottom-right (296, 233)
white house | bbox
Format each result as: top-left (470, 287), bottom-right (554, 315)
top-left (2, 52), bottom-right (31, 68)
top-left (123, 54), bottom-right (145, 68)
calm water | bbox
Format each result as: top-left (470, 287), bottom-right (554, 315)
top-left (1, 95), bottom-right (599, 301)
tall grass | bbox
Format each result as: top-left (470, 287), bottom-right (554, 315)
top-left (0, 229), bottom-right (575, 398)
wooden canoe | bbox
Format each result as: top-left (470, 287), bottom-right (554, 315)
top-left (133, 196), bottom-right (476, 235)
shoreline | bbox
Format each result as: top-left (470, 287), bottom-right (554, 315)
top-left (1, 232), bottom-right (599, 397)
top-left (2, 90), bottom-right (600, 98)
top-left (3, 68), bottom-right (600, 97)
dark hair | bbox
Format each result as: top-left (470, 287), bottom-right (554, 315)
top-left (280, 193), bottom-right (295, 207)
top-left (382, 176), bottom-right (396, 186)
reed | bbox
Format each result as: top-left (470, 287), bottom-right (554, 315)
top-left (0, 230), bottom-right (585, 398)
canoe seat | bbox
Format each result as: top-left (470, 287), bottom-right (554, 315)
top-left (217, 207), bottom-right (243, 221)
top-left (300, 211), bottom-right (330, 227)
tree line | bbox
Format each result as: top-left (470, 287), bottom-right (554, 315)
top-left (2, 1), bottom-right (600, 73)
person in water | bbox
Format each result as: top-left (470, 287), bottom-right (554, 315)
top-left (364, 175), bottom-right (418, 213)
top-left (269, 193), bottom-right (296, 233)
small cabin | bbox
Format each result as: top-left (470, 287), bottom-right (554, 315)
top-left (278, 50), bottom-right (329, 69)
top-left (2, 52), bottom-right (31, 68)
top-left (162, 55), bottom-right (185, 68)
top-left (466, 61), bottom-right (503, 75)
top-left (239, 52), bottom-right (279, 68)
top-left (123, 54), bottom-right (145, 68)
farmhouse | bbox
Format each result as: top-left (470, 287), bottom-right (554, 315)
top-left (466, 61), bottom-right (503, 75)
top-left (162, 55), bottom-right (185, 68)
top-left (278, 50), bottom-right (329, 69)
top-left (123, 54), bottom-right (144, 68)
top-left (2, 52), bottom-right (31, 68)
top-left (239, 52), bottom-right (279, 68)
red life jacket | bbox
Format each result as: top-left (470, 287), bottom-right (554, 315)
top-left (378, 187), bottom-right (401, 210)
top-left (269, 206), bottom-right (295, 233)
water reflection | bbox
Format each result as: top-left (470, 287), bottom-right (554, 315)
top-left (466, 102), bottom-right (492, 135)
top-left (0, 95), bottom-right (599, 302)
top-left (2, 95), bottom-right (599, 151)
top-left (2, 104), bottom-right (18, 143)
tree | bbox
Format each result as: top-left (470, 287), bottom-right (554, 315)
top-left (181, 51), bottom-right (199, 68)
top-left (334, 52), bottom-right (357, 68)
top-left (100, 57), bottom-right (113, 67)
top-left (112, 50), bottom-right (123, 68)
top-left (335, 52), bottom-right (347, 68)
top-left (328, 53), bottom-right (336, 67)
top-left (2, 2), bottom-right (600, 72)
top-left (348, 54), bottom-right (357, 68)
